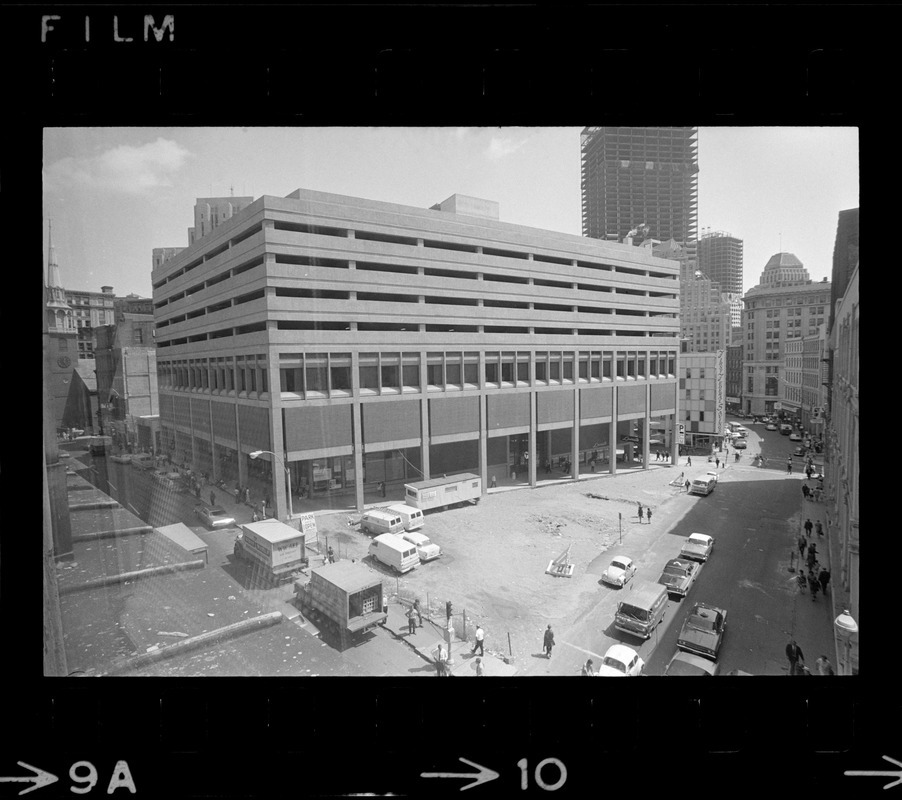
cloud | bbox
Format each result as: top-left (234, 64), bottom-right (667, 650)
top-left (45, 138), bottom-right (191, 195)
top-left (486, 134), bottom-right (528, 161)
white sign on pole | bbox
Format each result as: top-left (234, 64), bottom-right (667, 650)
top-left (677, 424), bottom-right (685, 445)
top-left (299, 512), bottom-right (317, 536)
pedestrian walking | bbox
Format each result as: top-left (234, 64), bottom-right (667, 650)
top-left (491, 475), bottom-right (497, 488)
top-left (797, 572), bottom-right (807, 593)
top-left (802, 484), bottom-right (810, 501)
top-left (261, 500), bottom-right (267, 519)
top-left (581, 659), bottom-right (595, 676)
top-left (545, 460), bottom-right (552, 475)
top-left (543, 625), bottom-right (555, 658)
top-left (471, 624), bottom-right (485, 657)
top-left (804, 518), bottom-right (813, 538)
top-left (327, 545), bottom-right (335, 564)
top-left (687, 456), bottom-right (692, 467)
top-left (806, 548), bottom-right (817, 571)
top-left (808, 571), bottom-right (819, 600)
top-left (646, 507), bottom-right (652, 525)
top-left (637, 504), bottom-right (644, 523)
top-left (685, 479), bottom-right (691, 493)
top-left (715, 457), bottom-right (720, 469)
top-left (798, 535), bottom-right (807, 558)
top-left (818, 568), bottom-right (830, 595)
top-left (406, 605), bottom-right (417, 635)
top-left (815, 521), bottom-right (824, 537)
top-left (234, 486), bottom-right (241, 504)
top-left (814, 486), bottom-right (823, 502)
top-left (785, 639), bottom-right (805, 676)
top-left (787, 458), bottom-right (793, 474)
top-left (244, 487), bottom-right (250, 504)
top-left (805, 466), bottom-right (813, 480)
top-left (379, 481), bottom-right (386, 498)
top-left (815, 655), bottom-right (835, 676)
top-left (413, 598), bottom-right (423, 627)
top-left (252, 510), bottom-right (259, 523)
top-left (474, 657), bottom-right (485, 677)
top-left (210, 490), bottom-right (216, 507)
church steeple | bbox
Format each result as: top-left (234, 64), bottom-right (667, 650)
top-left (45, 220), bottom-right (72, 332)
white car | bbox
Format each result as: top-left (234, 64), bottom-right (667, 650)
top-left (130, 453), bottom-right (155, 469)
top-left (194, 504), bottom-right (237, 529)
top-left (110, 453), bottom-right (132, 464)
top-left (664, 651), bottom-right (719, 676)
top-left (789, 432), bottom-right (803, 442)
top-left (400, 531), bottom-right (442, 562)
top-left (765, 423), bottom-right (778, 431)
top-left (705, 470), bottom-right (719, 483)
top-left (679, 532), bottom-right (714, 563)
top-left (601, 555), bottom-right (638, 588)
top-left (597, 644), bottom-right (644, 677)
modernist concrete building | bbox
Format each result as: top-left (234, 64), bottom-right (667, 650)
top-left (741, 253), bottom-right (830, 417)
top-left (151, 189), bottom-right (682, 518)
top-left (698, 229), bottom-right (743, 294)
top-left (580, 127), bottom-right (698, 265)
top-left (679, 350), bottom-right (726, 451)
top-left (824, 260), bottom-right (858, 673)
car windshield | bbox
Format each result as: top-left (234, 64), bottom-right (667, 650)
top-left (686, 612), bottom-right (718, 631)
top-left (688, 536), bottom-right (706, 546)
top-left (211, 509), bottom-right (229, 518)
top-left (611, 559), bottom-right (628, 570)
top-left (602, 656), bottom-right (626, 672)
top-left (663, 564), bottom-right (688, 577)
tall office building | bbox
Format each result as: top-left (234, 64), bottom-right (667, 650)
top-left (152, 189), bottom-right (682, 517)
top-left (698, 229), bottom-right (743, 294)
top-left (580, 127), bottom-right (698, 263)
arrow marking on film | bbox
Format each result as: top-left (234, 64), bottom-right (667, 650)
top-left (422, 757), bottom-right (499, 791)
top-left (0, 762), bottom-right (59, 795)
top-left (845, 754), bottom-right (902, 789)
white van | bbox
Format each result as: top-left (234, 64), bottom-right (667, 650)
top-left (688, 475), bottom-right (717, 496)
top-left (359, 509), bottom-right (405, 536)
top-left (386, 503), bottom-right (425, 531)
top-left (368, 533), bottom-right (420, 574)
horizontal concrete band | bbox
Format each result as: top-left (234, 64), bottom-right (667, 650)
top-left (101, 612), bottom-right (285, 677)
top-left (69, 500), bottom-right (121, 511)
top-left (58, 559), bottom-right (205, 595)
top-left (70, 525), bottom-right (154, 542)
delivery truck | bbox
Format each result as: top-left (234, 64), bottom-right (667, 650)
top-left (294, 561), bottom-right (386, 649)
top-left (403, 473), bottom-right (482, 511)
top-left (233, 519), bottom-right (308, 585)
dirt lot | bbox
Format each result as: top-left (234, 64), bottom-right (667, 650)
top-left (311, 467), bottom-right (683, 661)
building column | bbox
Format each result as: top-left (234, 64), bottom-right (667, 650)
top-left (571, 384), bottom-right (580, 480)
top-left (479, 394), bottom-right (488, 495)
top-left (420, 352), bottom-right (430, 479)
top-left (642, 384), bottom-right (651, 469)
top-left (353, 401), bottom-right (365, 513)
top-left (609, 386), bottom-right (618, 475)
top-left (266, 348), bottom-right (288, 521)
top-left (528, 390), bottom-right (537, 487)
top-left (671, 381), bottom-right (680, 463)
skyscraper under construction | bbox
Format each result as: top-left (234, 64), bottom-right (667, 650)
top-left (580, 127), bottom-right (698, 256)
top-left (698, 229), bottom-right (744, 294)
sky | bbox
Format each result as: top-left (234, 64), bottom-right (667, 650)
top-left (42, 126), bottom-right (859, 298)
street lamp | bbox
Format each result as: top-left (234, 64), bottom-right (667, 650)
top-left (834, 609), bottom-right (858, 676)
top-left (249, 450), bottom-right (293, 521)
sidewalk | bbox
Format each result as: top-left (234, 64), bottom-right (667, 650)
top-left (382, 603), bottom-right (518, 677)
top-left (784, 474), bottom-right (839, 675)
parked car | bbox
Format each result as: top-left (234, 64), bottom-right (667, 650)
top-left (794, 446), bottom-right (808, 456)
top-left (657, 558), bottom-right (698, 597)
top-left (597, 644), bottom-right (645, 677)
top-left (130, 453), bottom-right (155, 469)
top-left (194, 504), bottom-right (237, 529)
top-left (400, 531), bottom-right (442, 562)
top-left (110, 453), bottom-right (132, 464)
top-left (734, 426), bottom-right (749, 438)
top-left (732, 438), bottom-right (747, 450)
top-left (679, 532), bottom-right (714, 563)
top-left (705, 471), bottom-right (719, 484)
top-left (677, 602), bottom-right (727, 660)
top-left (601, 555), bottom-right (638, 588)
top-left (664, 650), bottom-right (719, 676)
top-left (765, 423), bottom-right (778, 431)
top-left (789, 432), bottom-right (802, 442)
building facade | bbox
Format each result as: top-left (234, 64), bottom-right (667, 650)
top-left (698, 229), bottom-right (743, 294)
top-left (580, 127), bottom-right (698, 264)
top-left (95, 307), bottom-right (160, 452)
top-left (679, 263), bottom-right (733, 354)
top-left (679, 350), bottom-right (726, 451)
top-left (824, 261), bottom-right (858, 673)
top-left (740, 253), bottom-right (830, 417)
top-left (725, 344), bottom-right (743, 412)
top-left (63, 285), bottom-right (116, 361)
top-left (152, 189), bottom-right (682, 517)
top-left (188, 196), bottom-right (254, 245)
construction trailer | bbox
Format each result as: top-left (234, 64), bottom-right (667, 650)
top-left (403, 473), bottom-right (482, 511)
top-left (233, 519), bottom-right (307, 586)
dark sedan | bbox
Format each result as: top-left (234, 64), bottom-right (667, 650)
top-left (657, 558), bottom-right (699, 597)
top-left (677, 602), bottom-right (727, 660)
